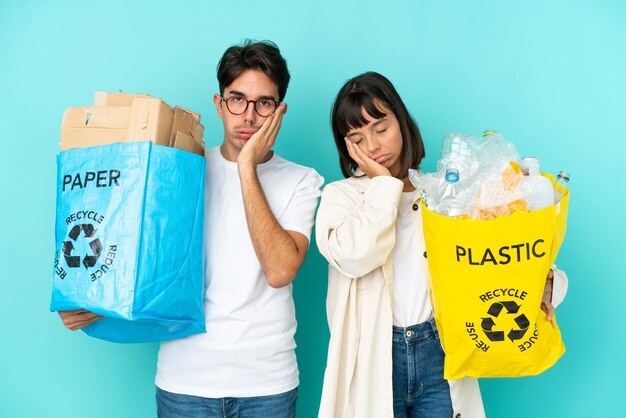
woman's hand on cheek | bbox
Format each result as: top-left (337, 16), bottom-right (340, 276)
top-left (345, 139), bottom-right (391, 179)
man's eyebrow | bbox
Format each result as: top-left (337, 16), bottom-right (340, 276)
top-left (227, 90), bottom-right (277, 101)
top-left (227, 90), bottom-right (246, 97)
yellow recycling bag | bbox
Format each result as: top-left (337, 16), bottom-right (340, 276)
top-left (422, 175), bottom-right (569, 379)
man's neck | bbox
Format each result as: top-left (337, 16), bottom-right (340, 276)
top-left (219, 143), bottom-right (274, 164)
top-left (219, 143), bottom-right (238, 162)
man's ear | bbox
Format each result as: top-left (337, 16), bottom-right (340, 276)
top-left (281, 102), bottom-right (288, 115)
top-left (213, 94), bottom-right (223, 118)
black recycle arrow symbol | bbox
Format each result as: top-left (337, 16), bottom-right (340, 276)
top-left (481, 317), bottom-right (505, 342)
top-left (507, 314), bottom-right (531, 342)
top-left (62, 223), bottom-right (102, 269)
top-left (482, 301), bottom-right (529, 343)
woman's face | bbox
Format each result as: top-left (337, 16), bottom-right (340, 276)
top-left (345, 103), bottom-right (404, 177)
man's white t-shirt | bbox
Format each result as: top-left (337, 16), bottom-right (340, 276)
top-left (156, 146), bottom-right (323, 398)
top-left (392, 190), bottom-right (433, 327)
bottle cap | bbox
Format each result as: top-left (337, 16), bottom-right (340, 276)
top-left (445, 168), bottom-right (460, 183)
top-left (557, 171), bottom-right (570, 182)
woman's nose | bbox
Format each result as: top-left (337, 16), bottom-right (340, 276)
top-left (365, 136), bottom-right (380, 153)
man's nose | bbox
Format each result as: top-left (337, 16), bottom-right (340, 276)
top-left (243, 101), bottom-right (257, 125)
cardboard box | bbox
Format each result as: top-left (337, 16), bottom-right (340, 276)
top-left (60, 92), bottom-right (203, 154)
top-left (60, 106), bottom-right (131, 150)
top-left (61, 97), bottom-right (174, 150)
top-left (94, 91), bottom-right (152, 106)
top-left (173, 131), bottom-right (205, 156)
top-left (126, 98), bottom-right (174, 146)
top-left (169, 106), bottom-right (205, 148)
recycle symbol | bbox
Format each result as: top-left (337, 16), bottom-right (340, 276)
top-left (62, 223), bottom-right (103, 269)
top-left (481, 301), bottom-right (530, 342)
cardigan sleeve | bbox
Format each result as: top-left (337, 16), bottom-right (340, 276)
top-left (315, 176), bottom-right (403, 278)
top-left (551, 265), bottom-right (568, 308)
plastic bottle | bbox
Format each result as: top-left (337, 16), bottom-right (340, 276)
top-left (520, 157), bottom-right (554, 211)
top-left (437, 168), bottom-right (465, 217)
top-left (553, 171), bottom-right (570, 203)
top-left (437, 133), bottom-right (479, 177)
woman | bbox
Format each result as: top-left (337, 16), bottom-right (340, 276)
top-left (315, 72), bottom-right (567, 418)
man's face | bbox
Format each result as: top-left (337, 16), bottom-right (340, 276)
top-left (214, 69), bottom-right (281, 161)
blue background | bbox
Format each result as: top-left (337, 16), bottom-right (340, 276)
top-left (1, 1), bottom-right (624, 416)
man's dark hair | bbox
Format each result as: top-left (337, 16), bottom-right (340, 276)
top-left (217, 40), bottom-right (290, 102)
top-left (331, 71), bottom-right (425, 179)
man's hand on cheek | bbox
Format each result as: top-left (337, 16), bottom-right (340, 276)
top-left (238, 104), bottom-right (286, 167)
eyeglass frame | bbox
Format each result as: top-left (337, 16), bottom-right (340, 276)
top-left (219, 95), bottom-right (281, 117)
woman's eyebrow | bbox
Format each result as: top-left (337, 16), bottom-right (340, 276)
top-left (346, 117), bottom-right (388, 137)
top-left (371, 117), bottom-right (388, 127)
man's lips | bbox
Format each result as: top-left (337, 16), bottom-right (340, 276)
top-left (373, 153), bottom-right (391, 164)
top-left (236, 130), bottom-right (257, 140)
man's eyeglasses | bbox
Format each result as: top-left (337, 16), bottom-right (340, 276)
top-left (220, 95), bottom-right (280, 117)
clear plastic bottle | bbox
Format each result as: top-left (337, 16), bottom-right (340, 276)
top-left (437, 133), bottom-right (479, 177)
top-left (437, 168), bottom-right (465, 217)
top-left (553, 171), bottom-right (570, 203)
top-left (520, 157), bottom-right (554, 211)
top-left (435, 134), bottom-right (479, 217)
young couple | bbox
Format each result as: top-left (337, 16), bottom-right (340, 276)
top-left (59, 40), bottom-right (568, 418)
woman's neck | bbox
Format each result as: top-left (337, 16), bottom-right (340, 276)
top-left (401, 176), bottom-right (415, 192)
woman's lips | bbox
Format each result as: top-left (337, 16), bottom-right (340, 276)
top-left (373, 153), bottom-right (391, 164)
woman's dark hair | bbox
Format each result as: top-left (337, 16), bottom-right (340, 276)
top-left (217, 40), bottom-right (290, 101)
top-left (331, 72), bottom-right (425, 179)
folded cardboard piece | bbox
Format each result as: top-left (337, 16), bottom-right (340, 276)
top-left (94, 91), bottom-right (152, 106)
top-left (170, 106), bottom-right (204, 147)
top-left (60, 92), bottom-right (205, 156)
top-left (173, 131), bottom-right (205, 156)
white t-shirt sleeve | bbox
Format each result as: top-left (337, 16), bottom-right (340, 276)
top-left (279, 169), bottom-right (324, 240)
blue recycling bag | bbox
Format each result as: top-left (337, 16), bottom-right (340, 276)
top-left (51, 141), bottom-right (206, 343)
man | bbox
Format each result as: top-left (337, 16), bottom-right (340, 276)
top-left (60, 40), bottom-right (323, 417)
